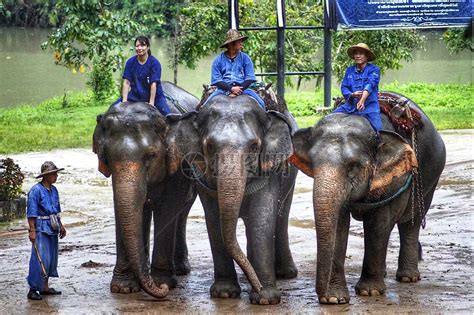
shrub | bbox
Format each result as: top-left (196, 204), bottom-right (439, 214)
top-left (0, 158), bottom-right (25, 200)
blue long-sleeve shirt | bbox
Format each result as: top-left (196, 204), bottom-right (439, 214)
top-left (27, 182), bottom-right (61, 235)
top-left (211, 52), bottom-right (257, 88)
top-left (340, 63), bottom-right (380, 113)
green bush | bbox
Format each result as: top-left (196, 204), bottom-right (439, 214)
top-left (0, 158), bottom-right (24, 200)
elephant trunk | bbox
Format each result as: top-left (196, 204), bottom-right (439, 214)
top-left (313, 165), bottom-right (347, 298)
top-left (216, 149), bottom-right (262, 293)
top-left (112, 161), bottom-right (169, 299)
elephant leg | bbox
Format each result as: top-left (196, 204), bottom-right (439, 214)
top-left (319, 207), bottom-right (351, 304)
top-left (396, 186), bottom-right (435, 282)
top-left (356, 211), bottom-right (393, 296)
top-left (242, 188), bottom-right (280, 305)
top-left (275, 170), bottom-right (298, 279)
top-left (174, 201), bottom-right (192, 276)
top-left (199, 190), bottom-right (241, 299)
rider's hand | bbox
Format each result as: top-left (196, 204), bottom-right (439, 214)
top-left (28, 230), bottom-right (36, 243)
top-left (230, 86), bottom-right (243, 95)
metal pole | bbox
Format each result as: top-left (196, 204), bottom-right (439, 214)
top-left (276, 0), bottom-right (286, 98)
top-left (323, 0), bottom-right (333, 107)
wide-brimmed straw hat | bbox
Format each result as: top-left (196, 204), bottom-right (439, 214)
top-left (36, 161), bottom-right (64, 178)
top-left (347, 43), bottom-right (376, 62)
top-left (220, 29), bottom-right (248, 48)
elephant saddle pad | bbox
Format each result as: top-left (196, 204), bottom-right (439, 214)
top-left (378, 91), bottom-right (423, 137)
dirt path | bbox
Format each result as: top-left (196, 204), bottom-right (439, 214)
top-left (0, 130), bottom-right (472, 314)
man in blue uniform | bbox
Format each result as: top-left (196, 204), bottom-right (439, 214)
top-left (334, 43), bottom-right (382, 132)
top-left (205, 29), bottom-right (265, 109)
top-left (26, 161), bottom-right (67, 300)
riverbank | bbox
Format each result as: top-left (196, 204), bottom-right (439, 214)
top-left (0, 82), bottom-right (472, 154)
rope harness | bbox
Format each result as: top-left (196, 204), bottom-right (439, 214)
top-left (164, 91), bottom-right (188, 114)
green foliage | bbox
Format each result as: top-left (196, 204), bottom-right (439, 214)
top-left (443, 26), bottom-right (473, 54)
top-left (41, 0), bottom-right (142, 100)
top-left (174, 1), bottom-right (426, 88)
top-left (0, 158), bottom-right (24, 200)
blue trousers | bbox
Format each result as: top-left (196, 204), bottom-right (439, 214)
top-left (204, 88), bottom-right (266, 109)
top-left (27, 232), bottom-right (59, 291)
top-left (333, 106), bottom-right (382, 132)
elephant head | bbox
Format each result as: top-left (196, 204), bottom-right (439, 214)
top-left (291, 113), bottom-right (417, 302)
top-left (166, 95), bottom-right (294, 292)
top-left (92, 102), bottom-right (169, 298)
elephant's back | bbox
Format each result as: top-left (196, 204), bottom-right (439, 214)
top-left (162, 81), bottom-right (199, 113)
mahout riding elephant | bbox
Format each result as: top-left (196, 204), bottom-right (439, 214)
top-left (92, 82), bottom-right (198, 299)
top-left (291, 92), bottom-right (446, 304)
top-left (166, 94), bottom-right (298, 305)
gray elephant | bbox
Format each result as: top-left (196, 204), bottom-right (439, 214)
top-left (92, 82), bottom-right (198, 299)
top-left (167, 95), bottom-right (298, 305)
top-left (291, 92), bottom-right (446, 304)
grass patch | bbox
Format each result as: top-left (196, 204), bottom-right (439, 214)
top-left (0, 82), bottom-right (472, 154)
top-left (0, 92), bottom-right (114, 154)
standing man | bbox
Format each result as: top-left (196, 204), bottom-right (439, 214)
top-left (205, 29), bottom-right (265, 109)
top-left (26, 161), bottom-right (67, 300)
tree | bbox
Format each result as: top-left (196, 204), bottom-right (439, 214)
top-left (443, 24), bottom-right (473, 54)
top-left (41, 0), bottom-right (142, 100)
top-left (174, 0), bottom-right (425, 88)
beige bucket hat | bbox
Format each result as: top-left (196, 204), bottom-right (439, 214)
top-left (220, 29), bottom-right (248, 48)
top-left (36, 161), bottom-right (64, 178)
top-left (347, 43), bottom-right (376, 62)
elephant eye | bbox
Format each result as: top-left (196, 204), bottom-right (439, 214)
top-left (250, 142), bottom-right (260, 153)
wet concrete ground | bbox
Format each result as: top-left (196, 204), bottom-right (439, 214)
top-left (0, 130), bottom-right (472, 314)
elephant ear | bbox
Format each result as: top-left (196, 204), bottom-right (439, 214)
top-left (370, 130), bottom-right (418, 193)
top-left (166, 112), bottom-right (201, 175)
top-left (289, 127), bottom-right (314, 178)
top-left (92, 114), bottom-right (111, 178)
top-left (260, 110), bottom-right (294, 172)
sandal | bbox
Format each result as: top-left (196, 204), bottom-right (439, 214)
top-left (40, 288), bottom-right (62, 295)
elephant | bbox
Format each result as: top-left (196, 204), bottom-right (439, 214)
top-left (166, 94), bottom-right (298, 305)
top-left (291, 92), bottom-right (446, 304)
top-left (92, 82), bottom-right (199, 299)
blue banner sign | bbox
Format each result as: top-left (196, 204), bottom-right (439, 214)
top-left (336, 0), bottom-right (472, 29)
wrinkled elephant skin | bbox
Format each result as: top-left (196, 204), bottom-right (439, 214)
top-left (167, 95), bottom-right (298, 305)
top-left (92, 82), bottom-right (198, 299)
top-left (292, 92), bottom-right (446, 304)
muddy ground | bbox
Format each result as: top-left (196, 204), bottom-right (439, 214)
top-left (0, 130), bottom-right (472, 314)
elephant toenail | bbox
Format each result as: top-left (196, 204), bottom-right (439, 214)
top-left (370, 289), bottom-right (380, 296)
top-left (211, 291), bottom-right (218, 298)
top-left (401, 276), bottom-right (410, 282)
top-left (359, 289), bottom-right (369, 296)
top-left (329, 297), bottom-right (338, 304)
top-left (132, 287), bottom-right (140, 293)
top-left (339, 297), bottom-right (347, 304)
top-left (260, 298), bottom-right (270, 305)
top-left (111, 286), bottom-right (119, 293)
top-left (320, 297), bottom-right (328, 303)
top-left (220, 292), bottom-right (229, 298)
top-left (121, 287), bottom-right (131, 294)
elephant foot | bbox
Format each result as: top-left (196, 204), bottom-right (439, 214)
top-left (317, 286), bottom-right (349, 304)
top-left (396, 269), bottom-right (421, 283)
top-left (151, 271), bottom-right (178, 289)
top-left (110, 273), bottom-right (141, 294)
top-left (275, 259), bottom-right (298, 279)
top-left (355, 277), bottom-right (386, 296)
top-left (249, 287), bottom-right (281, 305)
top-left (175, 258), bottom-right (191, 276)
top-left (210, 280), bottom-right (241, 299)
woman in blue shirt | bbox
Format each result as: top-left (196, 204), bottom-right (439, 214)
top-left (334, 43), bottom-right (382, 132)
top-left (114, 36), bottom-right (171, 116)
top-left (26, 161), bottom-right (67, 300)
top-left (205, 29), bottom-right (265, 109)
